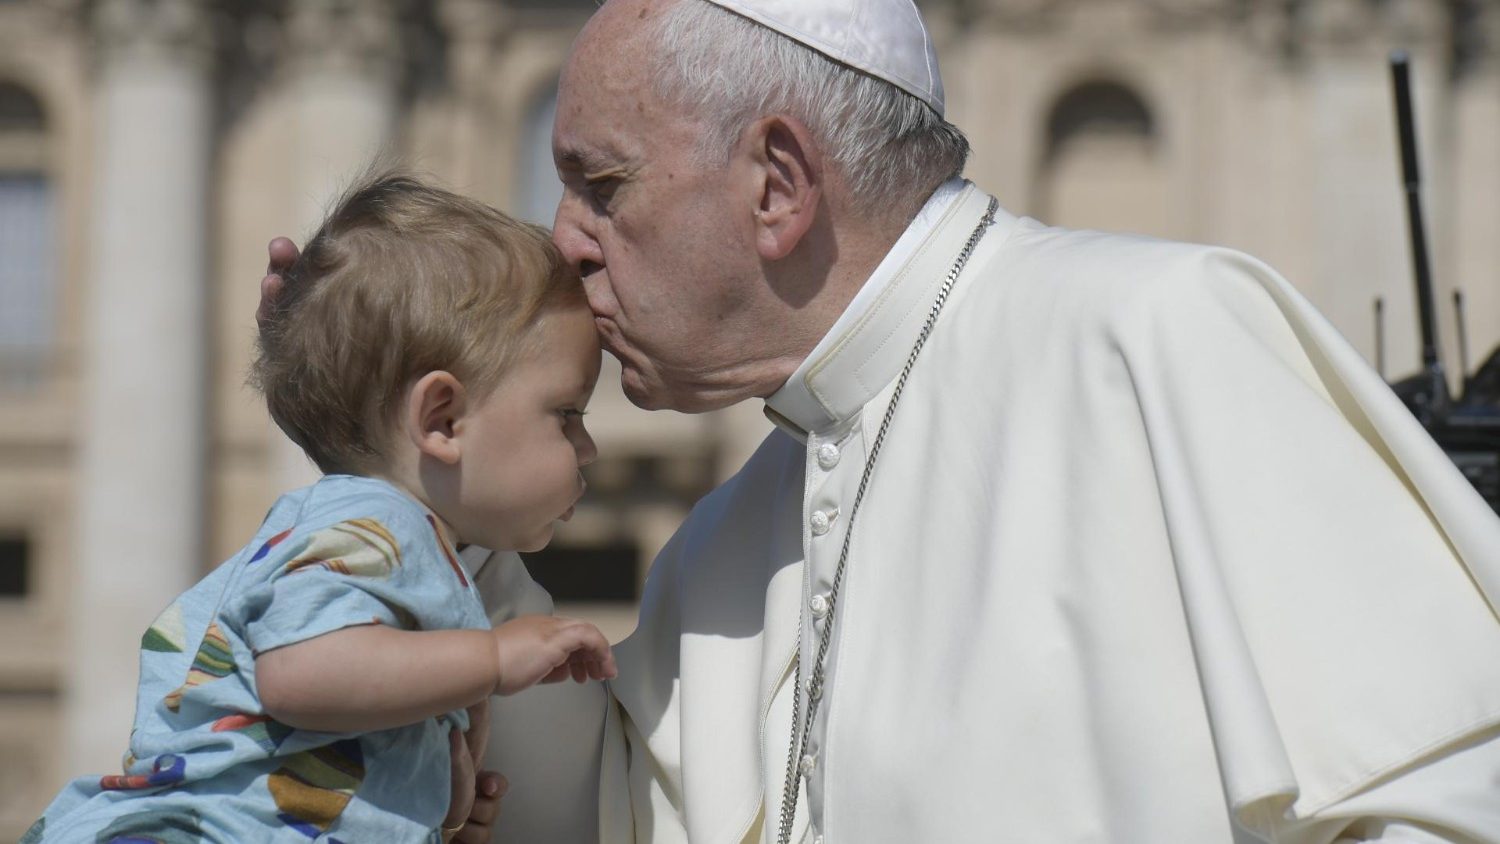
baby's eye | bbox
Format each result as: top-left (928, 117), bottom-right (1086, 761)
top-left (558, 408), bottom-right (586, 423)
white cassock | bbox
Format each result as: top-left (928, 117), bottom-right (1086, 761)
top-left (476, 181), bottom-right (1500, 843)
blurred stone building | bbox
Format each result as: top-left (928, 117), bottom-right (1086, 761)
top-left (0, 0), bottom-right (1496, 835)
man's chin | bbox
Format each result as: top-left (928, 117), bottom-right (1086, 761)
top-left (619, 368), bottom-right (669, 411)
top-left (619, 363), bottom-right (754, 414)
top-left (624, 373), bottom-right (758, 415)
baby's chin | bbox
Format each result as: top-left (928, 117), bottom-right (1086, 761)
top-left (513, 523), bottom-right (557, 555)
top-left (464, 515), bottom-right (557, 555)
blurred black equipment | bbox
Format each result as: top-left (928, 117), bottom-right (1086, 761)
top-left (1384, 51), bottom-right (1500, 513)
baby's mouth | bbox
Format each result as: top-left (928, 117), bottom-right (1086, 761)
top-left (560, 481), bottom-right (586, 522)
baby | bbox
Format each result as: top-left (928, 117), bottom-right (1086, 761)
top-left (26, 173), bottom-right (617, 843)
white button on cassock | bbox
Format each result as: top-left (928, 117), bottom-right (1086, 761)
top-left (809, 593), bottom-right (830, 618)
top-left (799, 754), bottom-right (817, 776)
top-left (810, 509), bottom-right (836, 536)
top-left (816, 442), bottom-right (841, 470)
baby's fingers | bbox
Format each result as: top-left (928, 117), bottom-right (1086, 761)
top-left (587, 646), bottom-right (618, 680)
top-left (552, 619), bottom-right (616, 670)
top-left (576, 626), bottom-right (618, 674)
top-left (585, 658), bottom-right (614, 681)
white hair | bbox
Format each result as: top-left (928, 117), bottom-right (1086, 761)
top-left (648, 0), bottom-right (970, 215)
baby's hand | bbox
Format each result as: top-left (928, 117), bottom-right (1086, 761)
top-left (490, 615), bottom-right (618, 696)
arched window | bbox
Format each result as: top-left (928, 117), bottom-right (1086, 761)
top-left (1037, 80), bottom-right (1172, 237)
top-left (0, 81), bottom-right (55, 389)
top-left (515, 81), bottom-right (562, 227)
top-left (1046, 81), bottom-right (1156, 154)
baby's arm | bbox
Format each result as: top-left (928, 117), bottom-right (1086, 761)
top-left (255, 615), bottom-right (616, 733)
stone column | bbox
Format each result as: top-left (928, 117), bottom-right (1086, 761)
top-left (438, 0), bottom-right (509, 195)
top-left (1449, 5), bottom-right (1500, 385)
top-left (67, 0), bottom-right (214, 774)
top-left (1212, 1), bottom-right (1306, 269)
top-left (270, 0), bottom-right (401, 490)
top-left (1297, 0), bottom-right (1449, 372)
top-left (959, 0), bottom-right (1059, 215)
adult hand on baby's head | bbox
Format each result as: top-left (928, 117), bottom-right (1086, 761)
top-left (259, 237), bottom-right (300, 326)
top-left (491, 615), bottom-right (618, 696)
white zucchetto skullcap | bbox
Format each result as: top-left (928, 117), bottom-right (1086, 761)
top-left (699, 0), bottom-right (945, 116)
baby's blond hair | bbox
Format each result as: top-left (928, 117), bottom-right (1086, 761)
top-left (252, 171), bottom-right (584, 475)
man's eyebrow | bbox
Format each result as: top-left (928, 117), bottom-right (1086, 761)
top-left (556, 146), bottom-right (610, 171)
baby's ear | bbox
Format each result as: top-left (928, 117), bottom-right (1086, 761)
top-left (405, 371), bottom-right (466, 465)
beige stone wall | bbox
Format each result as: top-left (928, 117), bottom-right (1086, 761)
top-left (943, 0), bottom-right (1500, 379)
top-left (0, 1), bottom-right (90, 835)
top-left (0, 0), bottom-right (1495, 836)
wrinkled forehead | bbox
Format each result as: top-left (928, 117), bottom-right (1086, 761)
top-left (552, 62), bottom-right (648, 168)
top-left (562, 0), bottom-right (667, 92)
top-left (556, 49), bottom-right (641, 115)
top-left (570, 0), bottom-right (672, 66)
top-left (553, 4), bottom-right (682, 162)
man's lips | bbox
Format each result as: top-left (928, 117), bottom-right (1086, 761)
top-left (593, 315), bottom-right (625, 350)
top-left (592, 317), bottom-right (646, 373)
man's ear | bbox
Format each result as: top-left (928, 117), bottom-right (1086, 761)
top-left (746, 115), bottom-right (823, 261)
top-left (405, 371), bottom-right (466, 465)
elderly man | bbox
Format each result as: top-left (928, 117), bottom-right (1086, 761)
top-left (267, 0), bottom-right (1500, 841)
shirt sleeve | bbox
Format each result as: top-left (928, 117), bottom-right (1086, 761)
top-left (237, 510), bottom-right (481, 656)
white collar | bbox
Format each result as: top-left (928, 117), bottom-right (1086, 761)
top-left (763, 179), bottom-right (1009, 439)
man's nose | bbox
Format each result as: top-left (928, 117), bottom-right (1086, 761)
top-left (552, 201), bottom-right (603, 275)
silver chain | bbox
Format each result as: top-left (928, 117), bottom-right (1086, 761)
top-left (775, 197), bottom-right (999, 844)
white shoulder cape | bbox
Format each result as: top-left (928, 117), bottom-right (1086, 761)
top-left (498, 187), bottom-right (1500, 842)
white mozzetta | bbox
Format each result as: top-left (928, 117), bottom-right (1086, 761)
top-left (597, 185), bottom-right (1500, 842)
top-left (481, 189), bottom-right (1500, 842)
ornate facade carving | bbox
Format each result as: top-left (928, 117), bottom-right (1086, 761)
top-left (975, 0), bottom-right (1246, 32)
top-left (89, 0), bottom-right (213, 67)
top-left (1288, 0), bottom-right (1450, 54)
top-left (1298, 0), bottom-right (1378, 44)
top-left (1469, 0), bottom-right (1500, 71)
top-left (438, 0), bottom-right (512, 96)
top-left (285, 0), bottom-right (402, 80)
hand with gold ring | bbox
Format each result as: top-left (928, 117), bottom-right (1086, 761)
top-left (441, 698), bottom-right (509, 843)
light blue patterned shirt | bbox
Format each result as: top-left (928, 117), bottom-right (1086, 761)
top-left (29, 475), bottom-right (491, 843)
